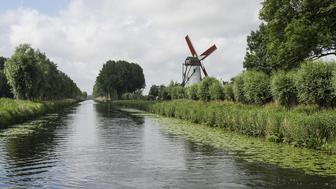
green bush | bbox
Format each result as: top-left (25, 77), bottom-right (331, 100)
top-left (120, 90), bottom-right (145, 100)
top-left (296, 60), bottom-right (334, 107)
top-left (233, 73), bottom-right (246, 103)
top-left (171, 86), bottom-right (186, 99)
top-left (209, 80), bottom-right (224, 100)
top-left (271, 71), bottom-right (297, 107)
top-left (243, 70), bottom-right (271, 104)
top-left (197, 77), bottom-right (218, 101)
top-left (158, 86), bottom-right (170, 100)
top-left (223, 83), bottom-right (234, 101)
top-left (186, 84), bottom-right (199, 100)
top-left (330, 62), bottom-right (336, 106)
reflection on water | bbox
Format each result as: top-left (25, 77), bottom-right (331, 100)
top-left (0, 100), bottom-right (335, 188)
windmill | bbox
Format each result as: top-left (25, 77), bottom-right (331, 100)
top-left (182, 35), bottom-right (217, 86)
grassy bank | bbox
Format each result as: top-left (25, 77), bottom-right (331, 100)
top-left (0, 98), bottom-right (79, 128)
top-left (111, 100), bottom-right (336, 153)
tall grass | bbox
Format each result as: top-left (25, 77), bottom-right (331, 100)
top-left (0, 98), bottom-right (78, 128)
top-left (112, 99), bottom-right (336, 153)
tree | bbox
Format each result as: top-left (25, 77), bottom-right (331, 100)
top-left (148, 85), bottom-right (159, 99)
top-left (244, 0), bottom-right (336, 73)
top-left (158, 85), bottom-right (170, 100)
top-left (82, 91), bottom-right (88, 99)
top-left (93, 60), bottom-right (145, 99)
top-left (0, 57), bottom-right (12, 98)
top-left (4, 44), bottom-right (43, 99)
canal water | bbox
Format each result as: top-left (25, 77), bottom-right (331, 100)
top-left (0, 100), bottom-right (335, 188)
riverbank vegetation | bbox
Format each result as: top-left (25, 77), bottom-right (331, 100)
top-left (111, 100), bottom-right (336, 154)
top-left (0, 98), bottom-right (78, 128)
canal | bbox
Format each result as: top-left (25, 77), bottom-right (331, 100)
top-left (0, 100), bottom-right (335, 188)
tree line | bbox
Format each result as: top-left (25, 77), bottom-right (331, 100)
top-left (0, 44), bottom-right (84, 100)
top-left (93, 60), bottom-right (145, 99)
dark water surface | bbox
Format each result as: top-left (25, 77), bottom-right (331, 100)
top-left (0, 100), bottom-right (335, 188)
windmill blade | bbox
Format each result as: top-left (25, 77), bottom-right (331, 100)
top-left (185, 35), bottom-right (198, 57)
top-left (200, 63), bottom-right (208, 77)
top-left (200, 45), bottom-right (217, 61)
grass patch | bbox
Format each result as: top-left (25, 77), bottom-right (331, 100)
top-left (0, 98), bottom-right (78, 128)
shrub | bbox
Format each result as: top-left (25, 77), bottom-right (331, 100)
top-left (158, 85), bottom-right (170, 100)
top-left (197, 77), bottom-right (218, 101)
top-left (233, 73), bottom-right (246, 103)
top-left (296, 60), bottom-right (334, 107)
top-left (330, 62), bottom-right (336, 106)
top-left (187, 84), bottom-right (199, 100)
top-left (148, 85), bottom-right (159, 99)
top-left (271, 71), bottom-right (297, 107)
top-left (171, 86), bottom-right (186, 99)
top-left (223, 83), bottom-right (234, 101)
top-left (243, 70), bottom-right (271, 104)
top-left (120, 90), bottom-right (144, 100)
top-left (209, 80), bottom-right (224, 100)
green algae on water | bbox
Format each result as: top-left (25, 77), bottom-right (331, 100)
top-left (127, 109), bottom-right (336, 176)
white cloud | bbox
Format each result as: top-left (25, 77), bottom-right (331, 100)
top-left (0, 0), bottom-right (262, 94)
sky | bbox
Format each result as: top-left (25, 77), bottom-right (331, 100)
top-left (0, 0), bottom-right (262, 94)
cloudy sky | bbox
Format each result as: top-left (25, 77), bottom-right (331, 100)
top-left (0, 0), bottom-right (262, 94)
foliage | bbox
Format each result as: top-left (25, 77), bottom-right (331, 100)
top-left (242, 71), bottom-right (272, 104)
top-left (148, 85), bottom-right (159, 99)
top-left (4, 44), bottom-right (82, 100)
top-left (197, 77), bottom-right (218, 101)
top-left (223, 83), bottom-right (234, 101)
top-left (0, 57), bottom-right (12, 98)
top-left (170, 85), bottom-right (186, 100)
top-left (244, 0), bottom-right (336, 73)
top-left (296, 60), bottom-right (334, 107)
top-left (121, 90), bottom-right (145, 100)
top-left (271, 71), bottom-right (297, 107)
top-left (233, 73), bottom-right (246, 103)
top-left (4, 44), bottom-right (42, 99)
top-left (209, 80), bottom-right (224, 100)
top-left (158, 85), bottom-right (170, 100)
top-left (186, 84), bottom-right (199, 100)
top-left (93, 60), bottom-right (145, 99)
top-left (82, 92), bottom-right (88, 99)
top-left (244, 23), bottom-right (272, 74)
